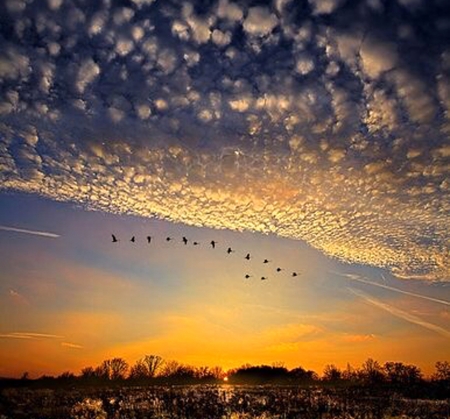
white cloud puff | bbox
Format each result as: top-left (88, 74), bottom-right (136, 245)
top-left (243, 7), bottom-right (278, 37)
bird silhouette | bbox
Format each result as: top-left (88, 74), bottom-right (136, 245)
top-left (276, 267), bottom-right (283, 272)
top-left (182, 237), bottom-right (188, 245)
top-left (244, 274), bottom-right (251, 279)
top-left (166, 237), bottom-right (173, 242)
top-left (227, 247), bottom-right (234, 254)
top-left (245, 253), bottom-right (251, 260)
top-left (263, 259), bottom-right (271, 264)
top-left (111, 234), bottom-right (118, 243)
top-left (130, 236), bottom-right (135, 243)
top-left (210, 240), bottom-right (217, 249)
top-left (147, 236), bottom-right (152, 244)
top-left (261, 276), bottom-right (268, 281)
top-left (193, 241), bottom-right (199, 246)
top-left (292, 272), bottom-right (299, 277)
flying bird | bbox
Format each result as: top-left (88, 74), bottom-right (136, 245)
top-left (111, 234), bottom-right (118, 243)
top-left (261, 276), bottom-right (268, 281)
top-left (182, 237), bottom-right (188, 245)
top-left (227, 247), bottom-right (234, 254)
top-left (193, 241), bottom-right (199, 246)
top-left (147, 236), bottom-right (152, 244)
top-left (292, 272), bottom-right (299, 277)
top-left (130, 236), bottom-right (135, 243)
top-left (166, 237), bottom-right (173, 242)
top-left (244, 274), bottom-right (252, 279)
top-left (210, 240), bottom-right (217, 249)
top-left (263, 259), bottom-right (271, 264)
top-left (276, 267), bottom-right (283, 272)
top-left (245, 253), bottom-right (251, 260)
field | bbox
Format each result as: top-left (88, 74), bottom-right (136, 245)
top-left (0, 385), bottom-right (449, 419)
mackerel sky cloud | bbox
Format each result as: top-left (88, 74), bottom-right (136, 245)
top-left (0, 0), bottom-right (449, 281)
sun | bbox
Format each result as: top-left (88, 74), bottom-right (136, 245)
top-left (223, 376), bottom-right (229, 382)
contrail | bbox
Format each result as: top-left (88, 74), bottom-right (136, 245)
top-left (0, 225), bottom-right (60, 238)
top-left (348, 287), bottom-right (450, 338)
top-left (333, 271), bottom-right (450, 307)
top-left (0, 332), bottom-right (64, 339)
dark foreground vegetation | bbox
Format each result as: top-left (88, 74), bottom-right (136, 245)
top-left (1, 385), bottom-right (449, 419)
top-left (0, 358), bottom-right (449, 418)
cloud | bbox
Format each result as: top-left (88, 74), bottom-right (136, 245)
top-left (0, 332), bottom-right (64, 340)
top-left (0, 0), bottom-right (448, 281)
top-left (0, 225), bottom-right (60, 238)
top-left (348, 288), bottom-right (450, 338)
top-left (243, 7), bottom-right (278, 37)
top-left (339, 272), bottom-right (450, 307)
top-left (341, 333), bottom-right (376, 343)
top-left (8, 289), bottom-right (29, 305)
top-left (61, 342), bottom-right (83, 349)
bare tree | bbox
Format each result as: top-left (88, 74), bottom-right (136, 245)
top-left (80, 367), bottom-right (95, 379)
top-left (95, 362), bottom-right (110, 379)
top-left (433, 361), bottom-right (450, 381)
top-left (143, 354), bottom-right (164, 377)
top-left (361, 358), bottom-right (385, 384)
top-left (161, 360), bottom-right (181, 377)
top-left (210, 366), bottom-right (225, 380)
top-left (129, 359), bottom-right (148, 379)
top-left (323, 364), bottom-right (342, 381)
top-left (384, 362), bottom-right (422, 385)
top-left (109, 358), bottom-right (129, 380)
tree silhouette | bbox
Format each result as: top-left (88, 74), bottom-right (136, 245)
top-left (143, 354), bottom-right (164, 377)
top-left (322, 364), bottom-right (342, 382)
top-left (433, 361), bottom-right (450, 381)
top-left (384, 362), bottom-right (422, 385)
top-left (361, 358), bottom-right (385, 384)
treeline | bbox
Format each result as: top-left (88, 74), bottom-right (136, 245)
top-left (5, 357), bottom-right (450, 396)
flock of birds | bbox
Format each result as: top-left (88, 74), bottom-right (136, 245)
top-left (111, 234), bottom-right (301, 281)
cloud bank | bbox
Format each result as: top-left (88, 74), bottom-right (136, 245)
top-left (0, 0), bottom-right (448, 280)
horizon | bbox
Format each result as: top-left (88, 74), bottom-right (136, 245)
top-left (0, 0), bottom-right (449, 380)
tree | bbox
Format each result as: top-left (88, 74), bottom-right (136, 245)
top-left (210, 366), bottom-right (225, 380)
top-left (433, 361), bottom-right (450, 381)
top-left (96, 358), bottom-right (128, 380)
top-left (342, 363), bottom-right (358, 382)
top-left (323, 364), bottom-right (342, 382)
top-left (161, 360), bottom-right (182, 377)
top-left (384, 362), bottom-right (422, 385)
top-left (361, 358), bottom-right (385, 384)
top-left (109, 358), bottom-right (128, 380)
top-left (143, 354), bottom-right (164, 377)
top-left (290, 367), bottom-right (318, 382)
top-left (80, 367), bottom-right (96, 379)
top-left (129, 359), bottom-right (148, 380)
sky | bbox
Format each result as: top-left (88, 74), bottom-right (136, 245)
top-left (0, 0), bottom-right (449, 378)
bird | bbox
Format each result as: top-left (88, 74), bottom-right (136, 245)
top-left (261, 276), bottom-right (268, 281)
top-left (182, 237), bottom-right (188, 245)
top-left (130, 236), bottom-right (135, 243)
top-left (276, 267), bottom-right (283, 272)
top-left (292, 272), bottom-right (300, 277)
top-left (263, 259), bottom-right (271, 264)
top-left (111, 234), bottom-right (118, 243)
top-left (245, 253), bottom-right (251, 260)
top-left (147, 236), bottom-right (152, 244)
top-left (166, 237), bottom-right (173, 242)
top-left (227, 247), bottom-right (234, 254)
top-left (193, 241), bottom-right (199, 246)
top-left (210, 240), bottom-right (217, 249)
top-left (244, 274), bottom-right (251, 279)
